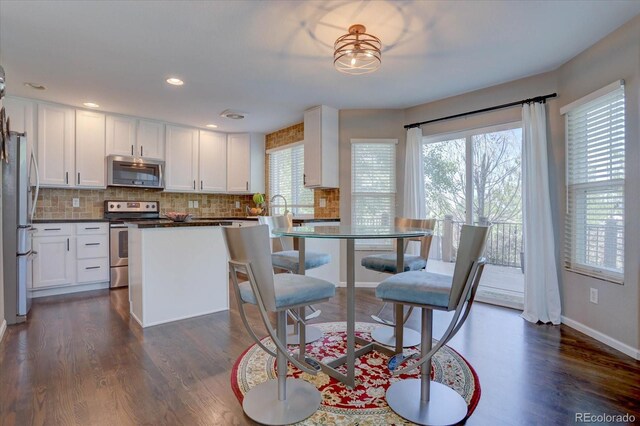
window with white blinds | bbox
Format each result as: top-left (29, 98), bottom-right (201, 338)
top-left (351, 139), bottom-right (397, 248)
top-left (563, 81), bottom-right (625, 283)
top-left (268, 143), bottom-right (314, 215)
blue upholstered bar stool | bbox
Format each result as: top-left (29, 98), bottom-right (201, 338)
top-left (223, 225), bottom-right (336, 425)
top-left (259, 215), bottom-right (330, 344)
top-left (361, 217), bottom-right (436, 347)
top-left (376, 225), bottom-right (488, 425)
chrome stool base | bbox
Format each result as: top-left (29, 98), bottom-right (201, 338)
top-left (386, 379), bottom-right (467, 426)
top-left (243, 378), bottom-right (321, 425)
top-left (371, 326), bottom-right (421, 347)
top-left (286, 324), bottom-right (323, 345)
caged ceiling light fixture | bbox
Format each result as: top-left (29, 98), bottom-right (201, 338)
top-left (334, 24), bottom-right (381, 75)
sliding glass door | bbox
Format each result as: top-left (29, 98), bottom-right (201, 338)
top-left (423, 123), bottom-right (524, 308)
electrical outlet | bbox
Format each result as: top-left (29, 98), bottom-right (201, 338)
top-left (319, 198), bottom-right (327, 208)
top-left (193, 200), bottom-right (199, 208)
top-left (188, 201), bottom-right (194, 208)
top-left (590, 288), bottom-right (598, 304)
top-left (235, 201), bottom-right (240, 209)
top-left (72, 198), bottom-right (80, 208)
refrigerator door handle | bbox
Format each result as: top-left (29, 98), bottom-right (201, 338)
top-left (29, 152), bottom-right (40, 221)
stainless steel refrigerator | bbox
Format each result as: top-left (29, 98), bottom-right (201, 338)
top-left (2, 131), bottom-right (39, 324)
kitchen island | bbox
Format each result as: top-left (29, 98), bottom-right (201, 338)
top-left (127, 220), bottom-right (230, 328)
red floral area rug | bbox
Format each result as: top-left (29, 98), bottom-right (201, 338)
top-left (231, 322), bottom-right (481, 425)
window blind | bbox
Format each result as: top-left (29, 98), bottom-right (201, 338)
top-left (268, 144), bottom-right (314, 215)
top-left (564, 82), bottom-right (625, 283)
top-left (351, 140), bottom-right (396, 248)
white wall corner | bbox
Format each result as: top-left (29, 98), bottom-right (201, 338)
top-left (561, 316), bottom-right (640, 360)
top-left (0, 319), bottom-right (7, 343)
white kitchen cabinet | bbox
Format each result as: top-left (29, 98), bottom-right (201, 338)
top-left (33, 234), bottom-right (75, 288)
top-left (199, 130), bottom-right (227, 192)
top-left (3, 97), bottom-right (36, 185)
top-left (136, 119), bottom-right (165, 160)
top-left (106, 115), bottom-right (137, 156)
top-left (106, 116), bottom-right (165, 160)
top-left (226, 133), bottom-right (264, 193)
top-left (75, 110), bottom-right (106, 188)
top-left (32, 222), bottom-right (109, 292)
top-left (37, 103), bottom-right (75, 187)
top-left (165, 125), bottom-right (199, 192)
top-left (304, 105), bottom-right (339, 188)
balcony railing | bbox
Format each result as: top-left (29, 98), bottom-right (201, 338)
top-left (431, 216), bottom-right (524, 269)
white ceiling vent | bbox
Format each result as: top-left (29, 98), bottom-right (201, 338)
top-left (220, 109), bottom-right (247, 120)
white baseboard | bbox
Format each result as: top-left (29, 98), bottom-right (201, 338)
top-left (338, 281), bottom-right (379, 288)
top-left (561, 315), bottom-right (640, 360)
top-left (0, 319), bottom-right (7, 343)
top-left (31, 282), bottom-right (110, 298)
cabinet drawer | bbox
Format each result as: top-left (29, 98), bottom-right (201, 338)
top-left (76, 223), bottom-right (108, 235)
top-left (76, 235), bottom-right (109, 259)
top-left (33, 223), bottom-right (73, 236)
top-left (77, 258), bottom-right (109, 283)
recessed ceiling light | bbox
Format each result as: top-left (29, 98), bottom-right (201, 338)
top-left (220, 109), bottom-right (247, 120)
top-left (83, 102), bottom-right (100, 108)
top-left (24, 82), bottom-right (46, 90)
top-left (206, 124), bottom-right (218, 128)
top-left (166, 77), bottom-right (184, 86)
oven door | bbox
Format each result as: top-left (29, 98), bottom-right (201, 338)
top-left (110, 225), bottom-right (128, 267)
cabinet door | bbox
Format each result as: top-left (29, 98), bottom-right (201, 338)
top-left (37, 103), bottom-right (75, 187)
top-left (303, 107), bottom-right (322, 187)
top-left (3, 97), bottom-right (36, 185)
top-left (199, 130), bottom-right (227, 192)
top-left (106, 115), bottom-right (137, 157)
top-left (227, 133), bottom-right (251, 192)
top-left (75, 110), bottom-right (106, 188)
top-left (165, 125), bottom-right (198, 192)
top-left (137, 120), bottom-right (165, 160)
top-left (33, 236), bottom-right (75, 288)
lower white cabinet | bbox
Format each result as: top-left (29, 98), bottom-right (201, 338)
top-left (32, 222), bottom-right (109, 292)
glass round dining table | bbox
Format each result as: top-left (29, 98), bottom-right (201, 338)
top-left (272, 224), bottom-right (432, 388)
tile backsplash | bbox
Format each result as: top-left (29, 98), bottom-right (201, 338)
top-left (34, 188), bottom-right (253, 220)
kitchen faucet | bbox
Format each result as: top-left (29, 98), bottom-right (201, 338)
top-left (270, 194), bottom-right (289, 216)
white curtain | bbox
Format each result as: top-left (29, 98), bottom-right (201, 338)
top-left (521, 102), bottom-right (561, 325)
top-left (404, 127), bottom-right (426, 254)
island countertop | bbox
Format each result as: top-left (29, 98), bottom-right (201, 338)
top-left (194, 216), bottom-right (341, 224)
top-left (126, 219), bottom-right (233, 228)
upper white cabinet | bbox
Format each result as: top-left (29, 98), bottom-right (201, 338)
top-left (75, 110), bottom-right (106, 188)
top-left (227, 133), bottom-right (264, 193)
top-left (106, 115), bottom-right (136, 156)
top-left (199, 130), bottom-right (227, 192)
top-left (106, 116), bottom-right (165, 160)
top-left (37, 103), bottom-right (76, 187)
top-left (136, 119), bottom-right (165, 160)
top-left (165, 125), bottom-right (199, 192)
top-left (304, 105), bottom-right (339, 188)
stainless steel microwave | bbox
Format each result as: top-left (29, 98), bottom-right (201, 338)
top-left (107, 156), bottom-right (164, 189)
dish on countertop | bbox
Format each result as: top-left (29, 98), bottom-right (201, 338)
top-left (164, 212), bottom-right (192, 222)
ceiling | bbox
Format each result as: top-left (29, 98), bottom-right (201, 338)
top-left (1, 1), bottom-right (639, 133)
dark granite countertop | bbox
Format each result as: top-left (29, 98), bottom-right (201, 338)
top-left (33, 219), bottom-right (111, 223)
top-left (126, 219), bottom-right (233, 229)
top-left (193, 217), bottom-right (341, 224)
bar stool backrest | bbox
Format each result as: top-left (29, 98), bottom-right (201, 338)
top-left (448, 225), bottom-right (489, 310)
top-left (394, 217), bottom-right (436, 259)
top-left (223, 225), bottom-right (278, 312)
top-left (258, 215), bottom-right (294, 252)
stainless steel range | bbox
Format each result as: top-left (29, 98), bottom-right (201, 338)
top-left (105, 200), bottom-right (160, 288)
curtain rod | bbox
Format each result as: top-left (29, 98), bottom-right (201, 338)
top-left (404, 93), bottom-right (557, 129)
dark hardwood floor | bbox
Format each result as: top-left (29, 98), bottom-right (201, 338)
top-left (1, 285), bottom-right (639, 425)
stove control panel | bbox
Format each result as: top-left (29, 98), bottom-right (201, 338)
top-left (105, 200), bottom-right (159, 213)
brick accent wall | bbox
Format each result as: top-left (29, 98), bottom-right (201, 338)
top-left (34, 188), bottom-right (252, 220)
top-left (265, 123), bottom-right (340, 218)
